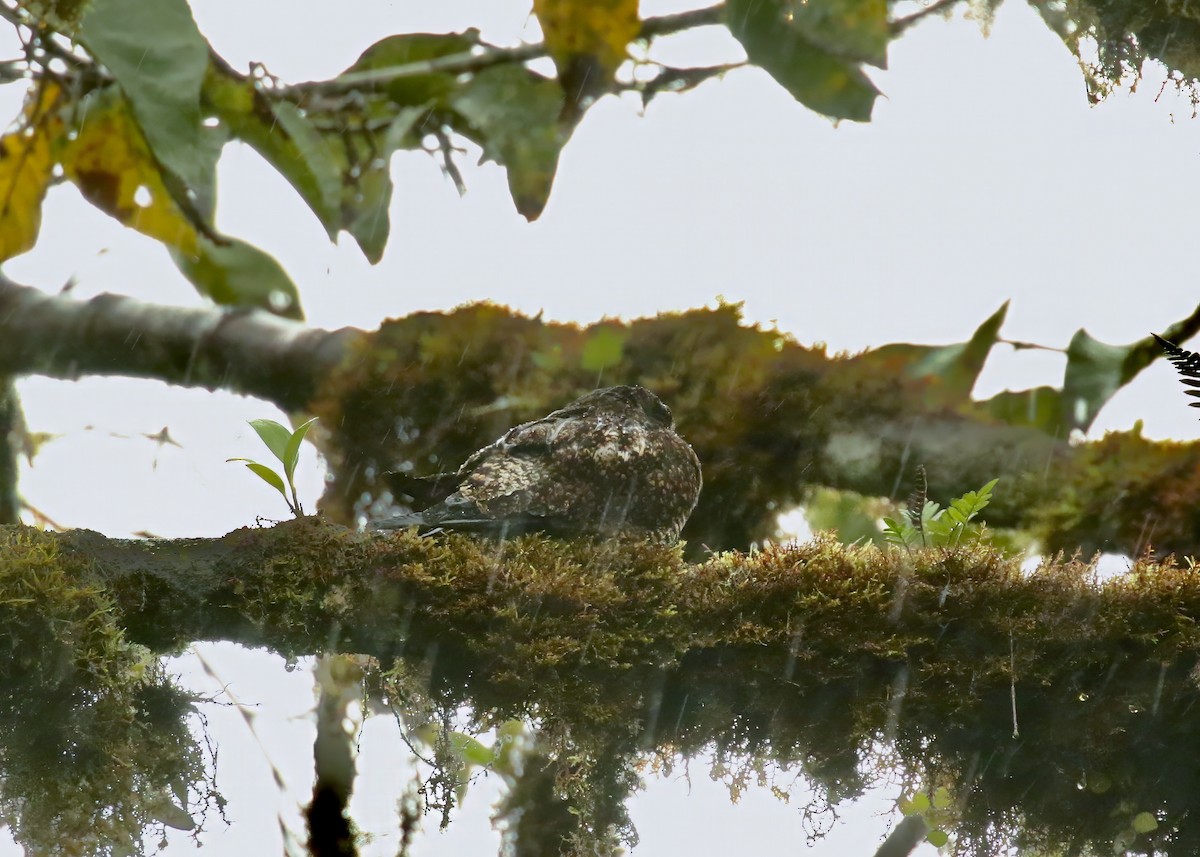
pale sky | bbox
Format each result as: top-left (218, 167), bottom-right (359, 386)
top-left (4, 0), bottom-right (1200, 854)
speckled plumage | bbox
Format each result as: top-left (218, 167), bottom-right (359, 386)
top-left (373, 385), bottom-right (702, 542)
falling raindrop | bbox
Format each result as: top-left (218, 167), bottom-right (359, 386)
top-left (783, 628), bottom-right (803, 681)
top-left (1152, 662), bottom-right (1166, 716)
top-left (884, 665), bottom-right (909, 742)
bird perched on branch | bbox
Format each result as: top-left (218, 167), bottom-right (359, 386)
top-left (372, 385), bottom-right (702, 543)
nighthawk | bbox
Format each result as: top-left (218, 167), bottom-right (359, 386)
top-left (371, 385), bottom-right (702, 543)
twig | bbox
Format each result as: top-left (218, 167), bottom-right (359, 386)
top-left (304, 43), bottom-right (543, 96)
top-left (998, 338), bottom-right (1067, 353)
top-left (624, 61), bottom-right (745, 105)
top-left (285, 3), bottom-right (728, 97)
top-left (891, 0), bottom-right (963, 36)
top-left (639, 3), bottom-right (725, 38)
top-left (431, 127), bottom-right (466, 196)
top-left (0, 2), bottom-right (93, 73)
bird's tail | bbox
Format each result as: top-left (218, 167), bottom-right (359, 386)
top-left (367, 512), bottom-right (428, 531)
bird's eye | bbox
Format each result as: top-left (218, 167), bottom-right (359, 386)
top-left (641, 396), bottom-right (673, 426)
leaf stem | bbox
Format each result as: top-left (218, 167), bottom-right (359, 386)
top-left (283, 3), bottom-right (728, 97)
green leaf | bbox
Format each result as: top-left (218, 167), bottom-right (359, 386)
top-left (932, 786), bottom-right (953, 809)
top-left (883, 517), bottom-right (917, 547)
top-left (974, 385), bottom-right (1063, 434)
top-left (80, 0), bottom-right (216, 216)
top-left (803, 487), bottom-right (886, 544)
top-left (1061, 327), bottom-right (1184, 432)
top-left (580, 327), bottom-right (628, 372)
top-left (228, 459), bottom-right (289, 505)
top-left (247, 419), bottom-right (292, 465)
top-left (787, 0), bottom-right (890, 69)
top-left (1131, 811), bottom-right (1159, 834)
top-left (450, 65), bottom-right (570, 220)
top-left (975, 302), bottom-right (1200, 435)
top-left (342, 106), bottom-right (428, 262)
top-left (261, 100), bottom-right (343, 233)
top-left (531, 344), bottom-right (565, 372)
top-left (906, 303), bottom-right (1008, 399)
top-left (204, 63), bottom-right (428, 264)
top-left (342, 31), bottom-right (480, 106)
top-left (907, 792), bottom-right (931, 814)
top-left (60, 86), bottom-right (206, 257)
top-left (925, 828), bottom-right (949, 847)
top-left (171, 236), bottom-right (302, 319)
top-left (725, 0), bottom-right (880, 121)
top-left (448, 731), bottom-right (496, 767)
top-left (282, 418), bottom-right (318, 483)
top-left (858, 304), bottom-right (1008, 407)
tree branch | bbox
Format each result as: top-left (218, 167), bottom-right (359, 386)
top-left (890, 0), bottom-right (963, 36)
top-left (11, 520), bottom-right (1200, 853)
top-left (0, 378), bottom-right (22, 523)
top-left (0, 276), bottom-right (360, 410)
top-left (873, 815), bottom-right (930, 857)
top-left (639, 3), bottom-right (725, 38)
top-left (4, 279), bottom-right (1198, 558)
top-left (287, 3), bottom-right (728, 97)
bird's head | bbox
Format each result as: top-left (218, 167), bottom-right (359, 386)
top-left (584, 385), bottom-right (675, 428)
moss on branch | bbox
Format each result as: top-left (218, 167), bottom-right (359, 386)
top-left (6, 520), bottom-right (1200, 853)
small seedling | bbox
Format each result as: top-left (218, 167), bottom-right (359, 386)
top-left (228, 417), bottom-right (317, 516)
top-left (883, 474), bottom-right (999, 550)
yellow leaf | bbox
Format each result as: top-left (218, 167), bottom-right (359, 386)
top-left (0, 83), bottom-right (63, 262)
top-left (59, 87), bottom-right (198, 255)
top-left (533, 0), bottom-right (640, 94)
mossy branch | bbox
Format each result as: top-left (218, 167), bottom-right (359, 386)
top-left (8, 519), bottom-right (1200, 854)
top-left (4, 281), bottom-right (1200, 555)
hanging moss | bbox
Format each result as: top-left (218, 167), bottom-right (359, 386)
top-left (12, 515), bottom-right (1200, 854)
top-left (0, 528), bottom-right (215, 856)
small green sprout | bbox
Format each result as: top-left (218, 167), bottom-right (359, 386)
top-left (228, 417), bottom-right (317, 516)
top-left (883, 477), bottom-right (999, 550)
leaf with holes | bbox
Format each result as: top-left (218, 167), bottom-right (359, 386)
top-left (59, 86), bottom-right (201, 255)
top-left (79, 0), bottom-right (217, 216)
top-left (0, 84), bottom-right (62, 262)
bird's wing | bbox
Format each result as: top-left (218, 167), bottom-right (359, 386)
top-left (439, 410), bottom-right (604, 530)
top-left (382, 470), bottom-right (459, 507)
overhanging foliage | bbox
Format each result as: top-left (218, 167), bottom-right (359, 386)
top-left (1, 0), bottom-right (1198, 316)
